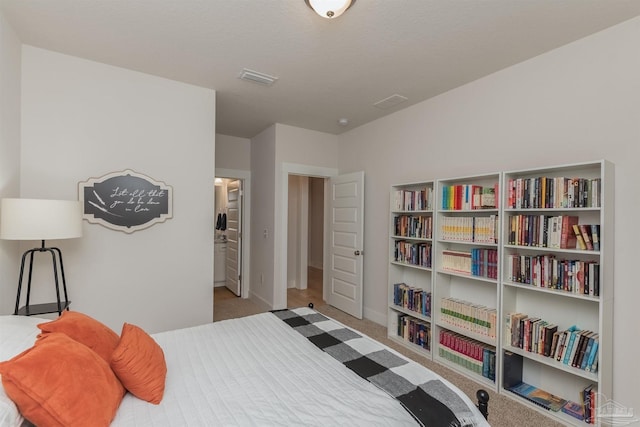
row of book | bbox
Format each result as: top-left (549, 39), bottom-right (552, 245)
top-left (441, 184), bottom-right (498, 211)
top-left (439, 297), bottom-right (497, 339)
top-left (392, 283), bottom-right (432, 318)
top-left (397, 314), bottom-right (431, 351)
top-left (439, 329), bottom-right (496, 381)
top-left (441, 249), bottom-right (498, 279)
top-left (507, 214), bottom-right (600, 251)
top-left (393, 215), bottom-right (433, 239)
top-left (506, 254), bottom-right (600, 296)
top-left (393, 240), bottom-right (432, 268)
top-left (502, 352), bottom-right (598, 422)
top-left (439, 215), bottom-right (498, 243)
top-left (505, 312), bottom-right (599, 373)
top-left (506, 176), bottom-right (601, 209)
top-left (393, 188), bottom-right (434, 211)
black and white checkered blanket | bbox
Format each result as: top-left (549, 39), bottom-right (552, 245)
top-left (272, 308), bottom-right (482, 427)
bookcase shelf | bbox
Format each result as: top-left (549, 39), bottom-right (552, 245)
top-left (432, 172), bottom-right (501, 390)
top-left (387, 161), bottom-right (612, 425)
top-left (500, 160), bottom-right (612, 426)
top-left (388, 181), bottom-right (435, 359)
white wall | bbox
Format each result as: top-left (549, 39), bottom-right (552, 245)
top-left (216, 133), bottom-right (250, 171)
top-left (249, 125), bottom-right (276, 307)
top-left (19, 46), bottom-right (216, 334)
top-left (308, 177), bottom-right (324, 270)
top-left (249, 123), bottom-right (338, 309)
top-left (0, 11), bottom-right (21, 314)
top-left (274, 124), bottom-right (338, 309)
top-left (338, 16), bottom-right (640, 414)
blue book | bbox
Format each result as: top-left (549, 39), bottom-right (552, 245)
top-left (563, 327), bottom-right (580, 365)
top-left (581, 334), bottom-right (598, 370)
top-left (585, 339), bottom-right (599, 372)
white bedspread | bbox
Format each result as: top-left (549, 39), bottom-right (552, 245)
top-left (112, 310), bottom-right (420, 426)
top-left (1, 310), bottom-right (489, 426)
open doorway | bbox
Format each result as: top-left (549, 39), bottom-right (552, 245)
top-left (286, 175), bottom-right (325, 308)
top-left (213, 169), bottom-right (251, 300)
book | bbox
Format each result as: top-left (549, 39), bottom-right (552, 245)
top-left (562, 327), bottom-right (581, 365)
top-left (572, 224), bottom-right (587, 250)
top-left (561, 400), bottom-right (585, 421)
top-left (581, 333), bottom-right (598, 370)
top-left (502, 351), bottom-right (523, 389)
top-left (574, 331), bottom-right (595, 368)
top-left (590, 224), bottom-right (600, 251)
top-left (555, 330), bottom-right (569, 362)
top-left (508, 382), bottom-right (568, 412)
top-left (579, 224), bottom-right (594, 250)
top-left (549, 330), bottom-right (561, 359)
top-left (542, 324), bottom-right (558, 357)
top-left (585, 337), bottom-right (599, 372)
top-left (560, 216), bottom-right (579, 249)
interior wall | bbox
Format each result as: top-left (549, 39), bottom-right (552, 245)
top-left (216, 133), bottom-right (250, 171)
top-left (0, 11), bottom-right (22, 315)
top-left (273, 124), bottom-right (339, 309)
top-left (249, 125), bottom-right (277, 308)
top-left (286, 175), bottom-right (308, 290)
top-left (19, 46), bottom-right (216, 333)
top-left (337, 16), bottom-right (640, 414)
top-left (308, 177), bottom-right (324, 270)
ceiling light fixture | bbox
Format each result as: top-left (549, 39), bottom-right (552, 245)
top-left (305, 0), bottom-right (355, 19)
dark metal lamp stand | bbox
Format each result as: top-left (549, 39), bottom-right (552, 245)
top-left (14, 239), bottom-right (71, 316)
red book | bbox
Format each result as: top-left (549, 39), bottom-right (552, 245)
top-left (560, 216), bottom-right (579, 249)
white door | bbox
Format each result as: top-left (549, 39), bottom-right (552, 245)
top-left (327, 171), bottom-right (364, 319)
top-left (225, 180), bottom-right (242, 296)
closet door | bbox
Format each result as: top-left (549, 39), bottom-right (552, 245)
top-left (225, 180), bottom-right (242, 296)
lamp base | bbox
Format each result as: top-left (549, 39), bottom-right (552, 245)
top-left (15, 301), bottom-right (71, 316)
top-left (14, 240), bottom-right (71, 316)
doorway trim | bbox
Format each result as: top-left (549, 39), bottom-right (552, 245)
top-left (275, 163), bottom-right (338, 309)
top-left (215, 168), bottom-right (251, 299)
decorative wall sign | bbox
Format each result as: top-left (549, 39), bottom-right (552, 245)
top-left (78, 169), bottom-right (173, 233)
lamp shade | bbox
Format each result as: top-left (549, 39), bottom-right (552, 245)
top-left (0, 198), bottom-right (83, 240)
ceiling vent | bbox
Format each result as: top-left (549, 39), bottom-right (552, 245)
top-left (373, 94), bottom-right (408, 109)
top-left (238, 68), bottom-right (278, 86)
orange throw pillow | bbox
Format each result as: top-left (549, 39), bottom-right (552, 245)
top-left (110, 323), bottom-right (167, 404)
top-left (0, 333), bottom-right (125, 427)
top-left (37, 311), bottom-right (119, 363)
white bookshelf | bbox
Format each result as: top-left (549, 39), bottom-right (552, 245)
top-left (499, 160), bottom-right (613, 426)
top-left (387, 181), bottom-right (435, 357)
top-left (431, 173), bottom-right (502, 391)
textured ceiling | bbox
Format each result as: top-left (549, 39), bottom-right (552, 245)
top-left (2, 0), bottom-right (640, 138)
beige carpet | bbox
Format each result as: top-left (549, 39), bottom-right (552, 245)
top-left (213, 296), bottom-right (565, 427)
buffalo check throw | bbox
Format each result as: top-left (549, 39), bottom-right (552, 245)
top-left (272, 308), bottom-right (481, 427)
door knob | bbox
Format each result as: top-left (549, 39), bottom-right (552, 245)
top-left (354, 250), bottom-right (361, 256)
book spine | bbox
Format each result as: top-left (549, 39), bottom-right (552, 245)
top-left (579, 224), bottom-right (594, 250)
top-left (572, 224), bottom-right (587, 250)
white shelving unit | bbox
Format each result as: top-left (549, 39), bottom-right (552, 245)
top-left (386, 161), bottom-right (613, 425)
top-left (387, 181), bottom-right (435, 358)
top-left (432, 173), bottom-right (502, 391)
top-left (499, 160), bottom-right (613, 426)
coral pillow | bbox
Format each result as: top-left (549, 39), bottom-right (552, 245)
top-left (0, 332), bottom-right (125, 427)
top-left (37, 311), bottom-right (119, 363)
top-left (110, 323), bottom-right (167, 404)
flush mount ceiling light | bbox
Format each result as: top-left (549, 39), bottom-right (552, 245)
top-left (305, 0), bottom-right (355, 19)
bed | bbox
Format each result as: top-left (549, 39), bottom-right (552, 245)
top-left (0, 307), bottom-right (490, 427)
